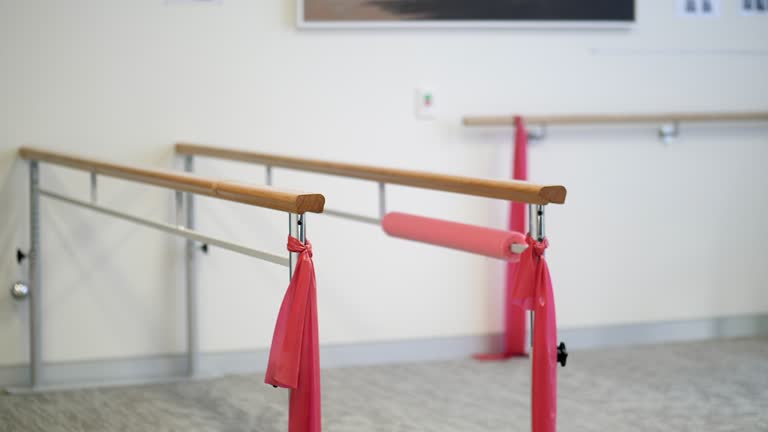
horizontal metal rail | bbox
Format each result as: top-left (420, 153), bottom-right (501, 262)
top-left (40, 189), bottom-right (290, 267)
top-left (323, 208), bottom-right (381, 225)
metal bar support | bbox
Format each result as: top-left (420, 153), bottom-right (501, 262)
top-left (323, 208), bottom-right (380, 225)
top-left (527, 204), bottom-right (546, 350)
top-left (535, 205), bottom-right (546, 242)
top-left (39, 189), bottom-right (289, 266)
top-left (183, 155), bottom-right (199, 377)
top-left (265, 165), bottom-right (273, 186)
top-left (288, 213), bottom-right (306, 279)
top-left (28, 161), bottom-right (42, 388)
top-left (175, 191), bottom-right (184, 228)
top-left (90, 172), bottom-right (97, 204)
top-left (528, 204), bottom-right (535, 349)
top-left (378, 182), bottom-right (387, 220)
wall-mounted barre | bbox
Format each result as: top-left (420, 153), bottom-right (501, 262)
top-left (463, 111), bottom-right (768, 143)
top-left (12, 147), bottom-right (325, 393)
top-left (463, 112), bottom-right (768, 126)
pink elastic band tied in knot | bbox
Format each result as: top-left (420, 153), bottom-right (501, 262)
top-left (287, 236), bottom-right (312, 257)
top-left (525, 234), bottom-right (548, 258)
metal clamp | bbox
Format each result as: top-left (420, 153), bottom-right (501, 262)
top-left (10, 281), bottom-right (29, 300)
top-left (527, 124), bottom-right (548, 141)
top-left (658, 122), bottom-right (679, 145)
top-left (16, 249), bottom-right (27, 264)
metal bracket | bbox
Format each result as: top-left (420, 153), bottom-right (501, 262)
top-left (16, 249), bottom-right (27, 264)
top-left (658, 122), bottom-right (679, 145)
top-left (10, 281), bottom-right (29, 300)
top-left (527, 124), bottom-right (547, 141)
top-left (510, 243), bottom-right (528, 254)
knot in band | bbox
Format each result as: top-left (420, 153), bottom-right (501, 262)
top-left (525, 233), bottom-right (549, 257)
top-left (287, 236), bottom-right (312, 257)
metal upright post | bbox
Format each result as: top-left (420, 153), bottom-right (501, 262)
top-left (528, 204), bottom-right (536, 349)
top-left (28, 161), bottom-right (42, 388)
top-left (378, 183), bottom-right (386, 220)
top-left (183, 155), bottom-right (199, 377)
top-left (288, 213), bottom-right (305, 279)
top-left (535, 205), bottom-right (546, 242)
top-left (90, 172), bottom-right (97, 204)
top-left (297, 214), bottom-right (306, 244)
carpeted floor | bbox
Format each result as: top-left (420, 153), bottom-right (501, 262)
top-left (1, 337), bottom-right (767, 431)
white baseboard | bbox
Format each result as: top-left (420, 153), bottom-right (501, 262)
top-left (3, 314), bottom-right (767, 389)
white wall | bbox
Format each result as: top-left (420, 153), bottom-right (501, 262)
top-left (1, 0), bottom-right (766, 366)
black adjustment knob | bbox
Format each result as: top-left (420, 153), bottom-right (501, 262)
top-left (16, 249), bottom-right (27, 264)
top-left (200, 243), bottom-right (209, 254)
top-left (557, 342), bottom-right (568, 367)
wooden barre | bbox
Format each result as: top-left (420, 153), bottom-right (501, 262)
top-left (19, 147), bottom-right (326, 214)
top-left (463, 111), bottom-right (768, 126)
top-left (175, 143), bottom-right (566, 205)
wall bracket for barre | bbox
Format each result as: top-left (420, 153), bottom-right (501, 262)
top-left (16, 248), bottom-right (27, 264)
top-left (10, 281), bottom-right (29, 300)
top-left (658, 122), bottom-right (680, 145)
top-left (527, 124), bottom-right (547, 141)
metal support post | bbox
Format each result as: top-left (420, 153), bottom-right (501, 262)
top-left (288, 213), bottom-right (306, 279)
top-left (90, 172), bottom-right (97, 204)
top-left (28, 161), bottom-right (42, 388)
top-left (183, 155), bottom-right (199, 377)
top-left (378, 183), bottom-right (386, 220)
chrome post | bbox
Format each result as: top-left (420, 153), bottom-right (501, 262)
top-left (175, 191), bottom-right (184, 228)
top-left (378, 182), bottom-right (386, 220)
top-left (528, 204), bottom-right (535, 349)
top-left (265, 166), bottom-right (273, 186)
top-left (28, 160), bottom-right (42, 388)
top-left (535, 205), bottom-right (546, 242)
top-left (298, 214), bottom-right (306, 244)
top-left (288, 214), bottom-right (298, 279)
top-left (288, 213), bottom-right (306, 278)
top-left (183, 155), bottom-right (199, 377)
top-left (90, 172), bottom-right (97, 204)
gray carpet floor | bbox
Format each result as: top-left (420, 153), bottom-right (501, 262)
top-left (1, 337), bottom-right (767, 431)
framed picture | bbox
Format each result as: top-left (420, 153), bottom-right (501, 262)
top-left (297, 0), bottom-right (635, 29)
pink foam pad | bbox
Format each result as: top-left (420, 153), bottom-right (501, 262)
top-left (382, 212), bottom-right (526, 262)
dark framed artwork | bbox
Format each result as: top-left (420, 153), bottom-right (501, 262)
top-left (298, 0), bottom-right (635, 28)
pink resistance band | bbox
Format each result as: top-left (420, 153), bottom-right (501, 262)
top-left (265, 236), bottom-right (321, 432)
top-left (382, 212), bottom-right (526, 261)
top-left (513, 234), bottom-right (558, 432)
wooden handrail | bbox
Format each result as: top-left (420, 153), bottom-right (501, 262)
top-left (175, 143), bottom-right (566, 205)
top-left (463, 111), bottom-right (768, 126)
top-left (19, 147), bottom-right (325, 214)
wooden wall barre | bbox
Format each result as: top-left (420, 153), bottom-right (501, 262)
top-left (19, 147), bottom-right (326, 214)
top-left (175, 143), bottom-right (567, 205)
top-left (462, 111), bottom-right (768, 127)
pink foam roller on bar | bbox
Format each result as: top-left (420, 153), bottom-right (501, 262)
top-left (382, 212), bottom-right (526, 262)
